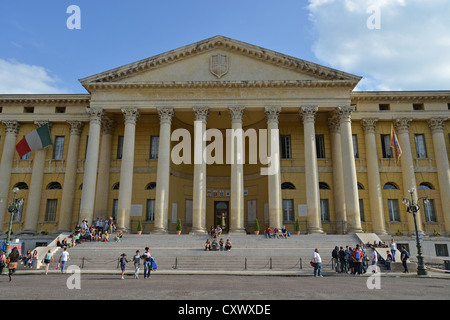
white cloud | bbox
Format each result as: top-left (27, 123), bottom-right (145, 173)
top-left (307, 0), bottom-right (450, 91)
top-left (0, 59), bottom-right (68, 94)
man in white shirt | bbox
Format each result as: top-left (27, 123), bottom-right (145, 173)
top-left (313, 248), bottom-right (323, 277)
top-left (59, 247), bottom-right (70, 273)
top-left (371, 247), bottom-right (378, 273)
top-left (390, 239), bottom-right (397, 262)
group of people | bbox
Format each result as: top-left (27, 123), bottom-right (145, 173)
top-left (264, 226), bottom-right (290, 239)
top-left (119, 247), bottom-right (155, 280)
top-left (205, 225), bottom-right (232, 251)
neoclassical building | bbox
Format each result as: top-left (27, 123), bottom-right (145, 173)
top-left (0, 36), bottom-right (449, 236)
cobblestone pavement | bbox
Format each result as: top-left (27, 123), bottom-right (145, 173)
top-left (1, 272), bottom-right (449, 301)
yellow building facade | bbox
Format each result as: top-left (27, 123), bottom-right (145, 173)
top-left (0, 36), bottom-right (449, 236)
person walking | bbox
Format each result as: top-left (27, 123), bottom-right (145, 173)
top-left (142, 247), bottom-right (152, 279)
top-left (0, 250), bottom-right (6, 275)
top-left (59, 247), bottom-right (70, 273)
top-left (400, 246), bottom-right (409, 273)
top-left (43, 250), bottom-right (53, 275)
top-left (390, 239), bottom-right (397, 262)
top-left (120, 253), bottom-right (129, 280)
top-left (6, 247), bottom-right (20, 281)
top-left (313, 248), bottom-right (322, 277)
top-left (371, 247), bottom-right (378, 273)
top-left (132, 250), bottom-right (141, 279)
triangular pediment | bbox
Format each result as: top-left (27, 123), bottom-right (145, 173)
top-left (79, 35), bottom-right (361, 89)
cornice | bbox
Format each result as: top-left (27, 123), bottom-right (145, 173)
top-left (79, 35), bottom-right (361, 86)
top-left (351, 91), bottom-right (450, 102)
top-left (82, 79), bottom-right (359, 91)
top-left (0, 94), bottom-right (90, 105)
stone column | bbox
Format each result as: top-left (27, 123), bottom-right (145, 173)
top-left (300, 106), bottom-right (323, 234)
top-left (328, 115), bottom-right (347, 234)
top-left (153, 107), bottom-right (174, 234)
top-left (228, 106), bottom-right (246, 234)
top-left (361, 118), bottom-right (387, 235)
top-left (265, 106), bottom-right (283, 229)
top-left (337, 106), bottom-right (363, 234)
top-left (23, 121), bottom-right (51, 234)
top-left (57, 121), bottom-right (84, 232)
top-left (427, 118), bottom-right (450, 235)
top-left (190, 106), bottom-right (209, 235)
top-left (116, 108), bottom-right (140, 232)
top-left (94, 118), bottom-right (116, 220)
top-left (394, 117), bottom-right (423, 235)
top-left (79, 107), bottom-right (103, 226)
top-left (0, 121), bottom-right (20, 232)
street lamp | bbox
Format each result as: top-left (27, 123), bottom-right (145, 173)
top-left (1, 187), bottom-right (23, 275)
top-left (402, 187), bottom-right (428, 276)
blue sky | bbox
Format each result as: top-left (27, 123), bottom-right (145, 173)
top-left (1, 0), bottom-right (449, 94)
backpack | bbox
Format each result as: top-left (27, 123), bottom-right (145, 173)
top-left (354, 250), bottom-right (361, 261)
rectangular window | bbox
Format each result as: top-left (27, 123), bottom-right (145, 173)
top-left (316, 134), bottom-right (326, 159)
top-left (388, 199), bottom-right (400, 222)
top-left (414, 134), bottom-right (428, 158)
top-left (116, 136), bottom-right (124, 159)
top-left (359, 199), bottom-right (365, 222)
top-left (146, 199), bottom-right (155, 222)
top-left (112, 199), bottom-right (118, 220)
top-left (150, 136), bottom-right (159, 160)
top-left (282, 199), bottom-right (294, 222)
top-left (320, 199), bottom-right (330, 221)
top-left (52, 136), bottom-right (65, 159)
top-left (45, 199), bottom-right (58, 222)
top-left (352, 134), bottom-right (359, 158)
top-left (424, 199), bottom-right (437, 222)
top-left (413, 103), bottom-right (424, 111)
top-left (21, 152), bottom-right (31, 160)
top-left (280, 135), bottom-right (291, 159)
top-left (379, 104), bottom-right (390, 111)
top-left (381, 134), bottom-right (393, 158)
top-left (435, 244), bottom-right (449, 257)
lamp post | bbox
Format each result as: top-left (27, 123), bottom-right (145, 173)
top-left (1, 187), bottom-right (23, 274)
top-left (402, 187), bottom-right (428, 276)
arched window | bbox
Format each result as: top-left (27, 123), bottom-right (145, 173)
top-left (47, 182), bottom-right (62, 190)
top-left (383, 182), bottom-right (399, 190)
top-left (281, 182), bottom-right (296, 190)
top-left (419, 182), bottom-right (434, 190)
top-left (357, 183), bottom-right (365, 190)
top-left (145, 182), bottom-right (157, 190)
top-left (319, 182), bottom-right (330, 190)
top-left (13, 182), bottom-right (28, 190)
top-left (112, 182), bottom-right (120, 190)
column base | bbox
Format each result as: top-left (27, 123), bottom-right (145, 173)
top-left (347, 228), bottom-right (364, 234)
top-left (189, 227), bottom-right (208, 235)
top-left (307, 227), bottom-right (325, 235)
top-left (373, 229), bottom-right (388, 236)
top-left (228, 228), bottom-right (247, 235)
top-left (151, 228), bottom-right (168, 235)
top-left (20, 230), bottom-right (37, 236)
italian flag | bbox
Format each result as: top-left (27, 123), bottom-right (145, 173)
top-left (16, 123), bottom-right (52, 157)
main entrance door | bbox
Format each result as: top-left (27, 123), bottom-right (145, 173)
top-left (214, 201), bottom-right (229, 233)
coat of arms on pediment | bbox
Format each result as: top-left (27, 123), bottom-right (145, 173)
top-left (210, 53), bottom-right (228, 79)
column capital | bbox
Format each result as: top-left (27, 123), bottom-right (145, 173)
top-left (67, 120), bottom-right (85, 136)
top-left (157, 107), bottom-right (175, 124)
top-left (86, 107), bottom-right (104, 125)
top-left (264, 106), bottom-right (281, 124)
top-left (2, 120), bottom-right (20, 135)
top-left (121, 107), bottom-right (140, 125)
top-left (427, 117), bottom-right (447, 134)
top-left (228, 106), bottom-right (245, 123)
top-left (327, 114), bottom-right (340, 133)
top-left (34, 120), bottom-right (52, 132)
top-left (299, 106), bottom-right (318, 123)
top-left (336, 105), bottom-right (355, 123)
top-left (393, 117), bottom-right (412, 134)
top-left (193, 106), bottom-right (209, 123)
top-left (361, 118), bottom-right (379, 134)
top-left (102, 117), bottom-right (116, 135)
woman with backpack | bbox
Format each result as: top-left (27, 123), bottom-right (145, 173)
top-left (351, 245), bottom-right (363, 275)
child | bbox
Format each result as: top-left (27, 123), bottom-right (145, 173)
top-left (120, 253), bottom-right (129, 280)
top-left (132, 250), bottom-right (141, 279)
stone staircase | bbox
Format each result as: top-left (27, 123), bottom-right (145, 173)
top-left (35, 233), bottom-right (416, 273)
